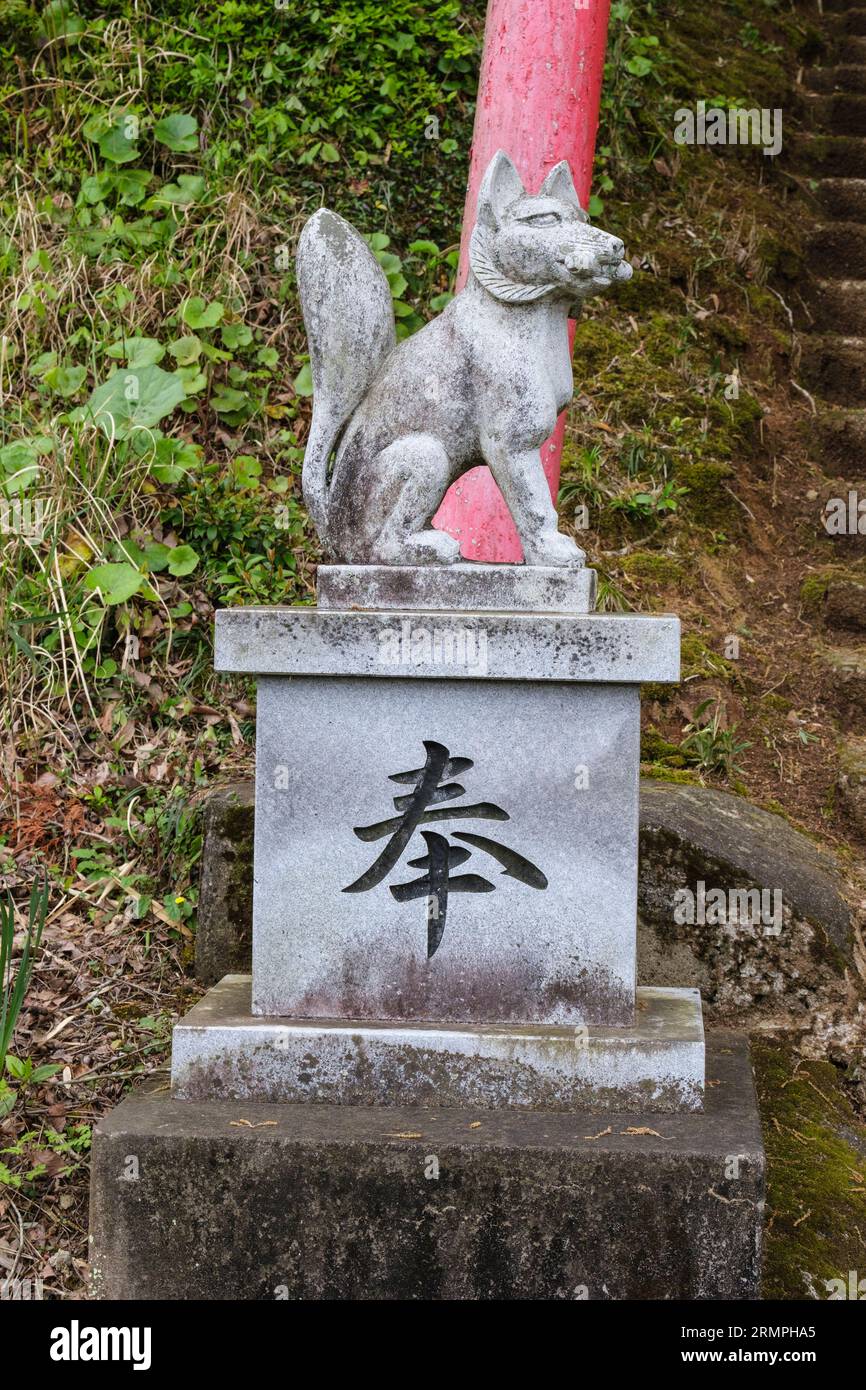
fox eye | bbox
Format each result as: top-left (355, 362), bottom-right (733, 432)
top-left (522, 212), bottom-right (560, 227)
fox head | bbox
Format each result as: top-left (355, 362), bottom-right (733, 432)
top-left (469, 150), bottom-right (632, 308)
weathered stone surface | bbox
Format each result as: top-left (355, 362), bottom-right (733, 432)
top-left (195, 783), bottom-right (254, 986)
top-left (214, 607), bottom-right (681, 682)
top-left (90, 1034), bottom-right (762, 1301)
top-left (252, 676), bottom-right (640, 1025)
top-left (172, 976), bottom-right (704, 1112)
top-left (824, 575), bottom-right (866, 633)
top-left (316, 563), bottom-right (597, 613)
top-left (815, 407), bottom-right (866, 475)
top-left (819, 644), bottom-right (866, 723)
top-left (195, 779), bottom-right (857, 1027)
top-left (297, 152), bottom-right (631, 569)
top-left (837, 736), bottom-right (866, 834)
top-left (637, 781), bottom-right (855, 1026)
top-left (753, 1036), bottom-right (866, 1300)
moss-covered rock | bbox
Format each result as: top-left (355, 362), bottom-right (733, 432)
top-left (640, 727), bottom-right (686, 767)
top-left (801, 569), bottom-right (835, 610)
top-left (621, 550), bottom-right (686, 585)
top-left (801, 565), bottom-right (866, 632)
top-left (639, 763), bottom-right (701, 785)
top-left (753, 1038), bottom-right (866, 1300)
top-left (677, 460), bottom-right (737, 525)
top-left (680, 632), bottom-right (740, 684)
top-left (641, 680), bottom-right (675, 705)
top-left (758, 231), bottom-right (805, 282)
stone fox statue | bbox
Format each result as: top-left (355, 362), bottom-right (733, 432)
top-left (296, 150), bottom-right (632, 567)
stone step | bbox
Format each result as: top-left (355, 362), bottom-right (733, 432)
top-left (815, 408), bottom-right (866, 474)
top-left (818, 176), bottom-right (866, 219)
top-left (803, 91), bottom-right (866, 133)
top-left (802, 335), bottom-right (866, 404)
top-left (819, 646), bottom-right (866, 724)
top-left (830, 10), bottom-right (866, 35)
top-left (790, 132), bottom-right (866, 177)
top-left (804, 278), bottom-right (866, 334)
top-left (822, 574), bottom-right (866, 633)
top-left (806, 221), bottom-right (866, 276)
top-left (835, 35), bottom-right (866, 61)
top-left (805, 65), bottom-right (866, 94)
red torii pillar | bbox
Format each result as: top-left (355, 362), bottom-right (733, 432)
top-left (433, 0), bottom-right (612, 563)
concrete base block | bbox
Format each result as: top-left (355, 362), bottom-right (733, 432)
top-left (171, 976), bottom-right (705, 1112)
top-left (316, 563), bottom-right (598, 613)
top-left (90, 1034), bottom-right (763, 1300)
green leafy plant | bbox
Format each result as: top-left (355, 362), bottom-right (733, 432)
top-left (681, 700), bottom-right (751, 777)
top-left (0, 1123), bottom-right (91, 1189)
top-left (0, 879), bottom-right (49, 1082)
top-left (610, 479), bottom-right (689, 521)
top-left (738, 22), bottom-right (781, 56)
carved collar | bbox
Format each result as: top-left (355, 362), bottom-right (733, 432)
top-left (468, 226), bottom-right (559, 304)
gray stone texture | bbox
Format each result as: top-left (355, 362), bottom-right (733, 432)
top-left (171, 976), bottom-right (704, 1112)
top-left (214, 606), bottom-right (681, 682)
top-left (194, 782), bottom-right (255, 986)
top-left (251, 675), bottom-right (640, 1025)
top-left (90, 1034), bottom-right (763, 1301)
top-left (316, 562), bottom-right (598, 613)
top-left (195, 778), bottom-right (859, 1034)
top-left (638, 781), bottom-right (859, 1032)
top-left (297, 152), bottom-right (631, 568)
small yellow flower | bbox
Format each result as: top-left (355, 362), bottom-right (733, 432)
top-left (174, 896), bottom-right (186, 905)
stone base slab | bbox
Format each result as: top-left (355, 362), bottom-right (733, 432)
top-left (90, 1033), bottom-right (761, 1300)
top-left (316, 563), bottom-right (597, 613)
top-left (214, 607), bottom-right (680, 682)
top-left (170, 977), bottom-right (705, 1112)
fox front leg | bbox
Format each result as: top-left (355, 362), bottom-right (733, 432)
top-left (481, 440), bottom-right (586, 567)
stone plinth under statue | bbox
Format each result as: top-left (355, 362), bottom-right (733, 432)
top-left (88, 567), bottom-right (766, 1299)
top-left (90, 1034), bottom-right (763, 1301)
top-left (167, 578), bottom-right (700, 1113)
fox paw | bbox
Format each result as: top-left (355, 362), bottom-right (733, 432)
top-left (524, 531), bottom-right (586, 568)
top-left (397, 529), bottom-right (461, 566)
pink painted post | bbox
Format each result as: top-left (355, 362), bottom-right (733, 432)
top-left (433, 0), bottom-right (612, 563)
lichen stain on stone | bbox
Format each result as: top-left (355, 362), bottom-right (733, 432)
top-left (290, 945), bottom-right (632, 1027)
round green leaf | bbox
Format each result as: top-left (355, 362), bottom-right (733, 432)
top-left (84, 562), bottom-right (144, 605)
top-left (292, 361), bottom-right (313, 397)
top-left (84, 365), bottom-right (187, 439)
top-left (167, 545), bottom-right (199, 577)
top-left (154, 113), bottom-right (199, 153)
top-left (99, 120), bottom-right (140, 165)
top-left (168, 335), bottom-right (202, 365)
top-left (106, 337), bottom-right (165, 368)
top-left (182, 297), bottom-right (224, 330)
top-left (44, 364), bottom-right (87, 397)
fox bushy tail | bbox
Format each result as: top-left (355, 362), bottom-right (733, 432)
top-left (296, 209), bottom-right (396, 544)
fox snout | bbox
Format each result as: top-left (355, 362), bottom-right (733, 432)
top-left (562, 229), bottom-right (631, 283)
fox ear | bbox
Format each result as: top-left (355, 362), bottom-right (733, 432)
top-left (476, 150), bottom-right (526, 229)
top-left (539, 161), bottom-right (584, 213)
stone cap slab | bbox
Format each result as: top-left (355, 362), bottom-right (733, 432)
top-left (215, 607), bottom-right (681, 683)
top-left (317, 563), bottom-right (597, 613)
